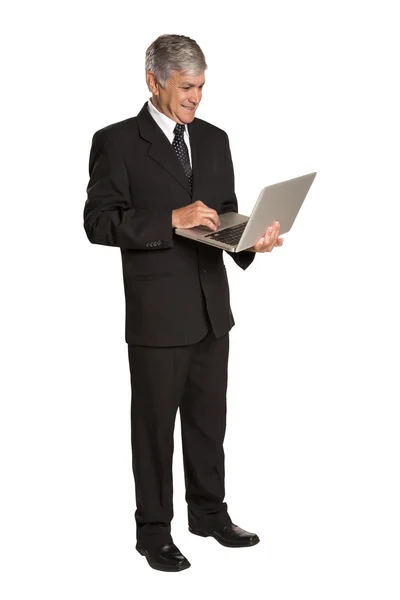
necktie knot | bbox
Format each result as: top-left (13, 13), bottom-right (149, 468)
top-left (174, 123), bottom-right (185, 137)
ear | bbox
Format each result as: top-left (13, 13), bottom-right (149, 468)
top-left (146, 71), bottom-right (159, 95)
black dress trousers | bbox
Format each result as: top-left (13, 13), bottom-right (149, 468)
top-left (128, 325), bottom-right (232, 550)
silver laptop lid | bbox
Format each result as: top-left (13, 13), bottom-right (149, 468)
top-left (236, 172), bottom-right (317, 252)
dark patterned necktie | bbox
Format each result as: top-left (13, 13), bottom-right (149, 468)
top-left (172, 123), bottom-right (193, 191)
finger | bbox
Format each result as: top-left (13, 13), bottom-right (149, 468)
top-left (250, 234), bottom-right (265, 252)
top-left (270, 232), bottom-right (279, 249)
top-left (265, 221), bottom-right (279, 234)
top-left (201, 207), bottom-right (220, 228)
top-left (258, 224), bottom-right (279, 252)
top-left (276, 237), bottom-right (284, 246)
top-left (254, 236), bottom-right (265, 251)
top-left (197, 214), bottom-right (217, 229)
top-left (270, 222), bottom-right (280, 244)
top-left (263, 226), bottom-right (275, 251)
top-left (213, 210), bottom-right (221, 227)
top-left (265, 221), bottom-right (278, 246)
top-left (268, 222), bottom-right (281, 249)
top-left (205, 219), bottom-right (218, 230)
top-left (264, 226), bottom-right (273, 241)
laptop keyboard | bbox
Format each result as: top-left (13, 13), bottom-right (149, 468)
top-left (205, 221), bottom-right (247, 246)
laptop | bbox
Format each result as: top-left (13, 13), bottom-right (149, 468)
top-left (174, 172), bottom-right (317, 252)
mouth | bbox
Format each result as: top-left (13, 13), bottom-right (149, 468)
top-left (181, 105), bottom-right (195, 110)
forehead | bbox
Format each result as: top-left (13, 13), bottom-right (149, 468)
top-left (169, 70), bottom-right (205, 86)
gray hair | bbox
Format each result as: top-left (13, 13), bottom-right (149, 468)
top-left (145, 34), bottom-right (207, 88)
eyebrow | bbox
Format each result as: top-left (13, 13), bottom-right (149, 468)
top-left (180, 82), bottom-right (205, 88)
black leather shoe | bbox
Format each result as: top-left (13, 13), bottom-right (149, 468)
top-left (189, 523), bottom-right (260, 547)
top-left (136, 542), bottom-right (191, 572)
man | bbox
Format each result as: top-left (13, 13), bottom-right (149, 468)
top-left (84, 34), bottom-right (283, 572)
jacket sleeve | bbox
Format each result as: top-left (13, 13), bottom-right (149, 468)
top-left (219, 132), bottom-right (256, 271)
top-left (83, 129), bottom-right (174, 250)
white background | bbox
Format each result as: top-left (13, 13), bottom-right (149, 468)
top-left (1, 0), bottom-right (399, 598)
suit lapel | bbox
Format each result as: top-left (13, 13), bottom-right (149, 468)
top-left (187, 119), bottom-right (200, 200)
top-left (137, 102), bottom-right (191, 195)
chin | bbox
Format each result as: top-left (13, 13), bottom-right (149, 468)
top-left (179, 108), bottom-right (197, 123)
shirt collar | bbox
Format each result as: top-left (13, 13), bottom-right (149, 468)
top-left (147, 98), bottom-right (189, 137)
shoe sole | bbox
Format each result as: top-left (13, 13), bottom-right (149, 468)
top-left (136, 546), bottom-right (191, 572)
top-left (188, 527), bottom-right (260, 548)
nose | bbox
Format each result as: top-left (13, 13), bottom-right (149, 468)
top-left (189, 88), bottom-right (202, 105)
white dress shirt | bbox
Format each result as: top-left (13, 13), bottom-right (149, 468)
top-left (147, 98), bottom-right (192, 166)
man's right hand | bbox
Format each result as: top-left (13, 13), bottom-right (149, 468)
top-left (172, 200), bottom-right (220, 231)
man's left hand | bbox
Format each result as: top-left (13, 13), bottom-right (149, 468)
top-left (247, 220), bottom-right (284, 252)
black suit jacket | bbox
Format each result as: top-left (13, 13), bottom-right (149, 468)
top-left (84, 102), bottom-right (255, 346)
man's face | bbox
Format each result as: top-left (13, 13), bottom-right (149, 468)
top-left (148, 70), bottom-right (205, 124)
